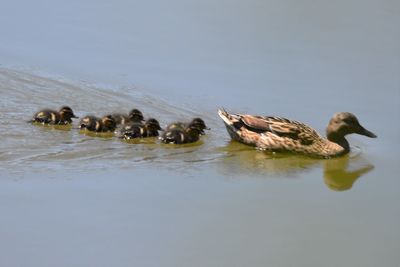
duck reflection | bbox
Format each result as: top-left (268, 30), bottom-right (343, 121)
top-left (323, 155), bottom-right (374, 191)
top-left (32, 122), bottom-right (73, 131)
top-left (219, 141), bottom-right (374, 191)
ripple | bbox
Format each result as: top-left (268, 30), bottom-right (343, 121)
top-left (0, 67), bottom-right (227, 173)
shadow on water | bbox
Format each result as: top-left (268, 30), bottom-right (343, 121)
top-left (78, 129), bottom-right (115, 139)
top-left (323, 155), bottom-right (374, 191)
top-left (30, 122), bottom-right (73, 131)
top-left (217, 141), bottom-right (374, 191)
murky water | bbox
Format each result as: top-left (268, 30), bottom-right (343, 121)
top-left (1, 0), bottom-right (399, 266)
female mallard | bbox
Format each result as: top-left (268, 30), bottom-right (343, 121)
top-left (118, 118), bottom-right (162, 140)
top-left (31, 106), bottom-right (78, 125)
top-left (166, 118), bottom-right (210, 135)
top-left (79, 115), bottom-right (116, 132)
top-left (160, 124), bottom-right (203, 144)
top-left (218, 109), bottom-right (376, 158)
top-left (108, 109), bottom-right (144, 125)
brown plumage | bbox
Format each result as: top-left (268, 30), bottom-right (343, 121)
top-left (160, 124), bottom-right (202, 144)
top-left (218, 109), bottom-right (377, 158)
top-left (165, 118), bottom-right (210, 135)
top-left (31, 106), bottom-right (78, 125)
top-left (108, 109), bottom-right (144, 125)
top-left (79, 115), bottom-right (116, 132)
top-left (118, 118), bottom-right (162, 139)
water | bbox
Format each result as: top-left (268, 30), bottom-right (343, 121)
top-left (1, 0), bottom-right (399, 266)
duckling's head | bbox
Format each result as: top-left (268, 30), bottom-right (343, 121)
top-left (59, 106), bottom-right (78, 121)
top-left (327, 112), bottom-right (377, 142)
top-left (79, 116), bottom-right (96, 129)
top-left (102, 115), bottom-right (117, 131)
top-left (145, 118), bottom-right (163, 131)
top-left (186, 124), bottom-right (203, 136)
top-left (189, 118), bottom-right (210, 134)
top-left (129, 109), bottom-right (144, 122)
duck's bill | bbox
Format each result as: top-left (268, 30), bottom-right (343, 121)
top-left (72, 115), bottom-right (79, 118)
top-left (358, 126), bottom-right (377, 138)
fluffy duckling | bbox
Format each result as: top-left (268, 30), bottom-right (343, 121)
top-left (160, 124), bottom-right (203, 144)
top-left (118, 118), bottom-right (162, 140)
top-left (166, 118), bottom-right (210, 135)
top-left (31, 106), bottom-right (78, 125)
top-left (144, 118), bottom-right (163, 137)
top-left (79, 115), bottom-right (116, 132)
top-left (100, 115), bottom-right (117, 132)
top-left (108, 109), bottom-right (144, 125)
top-left (79, 115), bottom-right (99, 131)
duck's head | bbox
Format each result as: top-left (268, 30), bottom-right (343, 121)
top-left (102, 115), bottom-right (117, 131)
top-left (79, 115), bottom-right (96, 129)
top-left (186, 124), bottom-right (203, 137)
top-left (145, 118), bottom-right (163, 131)
top-left (129, 109), bottom-right (144, 122)
top-left (189, 118), bottom-right (210, 134)
top-left (59, 106), bottom-right (78, 121)
top-left (326, 112), bottom-right (377, 142)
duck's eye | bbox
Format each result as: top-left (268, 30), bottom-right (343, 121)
top-left (343, 117), bottom-right (356, 124)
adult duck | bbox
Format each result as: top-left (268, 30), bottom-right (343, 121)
top-left (218, 109), bottom-right (376, 158)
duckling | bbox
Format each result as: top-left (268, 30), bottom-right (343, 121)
top-left (79, 115), bottom-right (99, 131)
top-left (128, 109), bottom-right (145, 123)
top-left (118, 118), bottom-right (162, 139)
top-left (166, 118), bottom-right (210, 135)
top-left (144, 118), bottom-right (163, 137)
top-left (79, 115), bottom-right (116, 132)
top-left (31, 106), bottom-right (78, 125)
top-left (160, 124), bottom-right (202, 144)
top-left (189, 118), bottom-right (210, 135)
top-left (100, 115), bottom-right (117, 132)
top-left (108, 109), bottom-right (144, 125)
top-left (218, 109), bottom-right (377, 158)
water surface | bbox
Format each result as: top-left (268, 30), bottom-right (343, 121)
top-left (0, 0), bottom-right (399, 266)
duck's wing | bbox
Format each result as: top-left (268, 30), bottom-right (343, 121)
top-left (240, 114), bottom-right (320, 145)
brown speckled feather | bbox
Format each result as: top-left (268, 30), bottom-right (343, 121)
top-left (240, 114), bottom-right (321, 145)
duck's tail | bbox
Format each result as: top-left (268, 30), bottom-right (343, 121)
top-left (218, 108), bottom-right (241, 126)
top-left (217, 108), bottom-right (244, 142)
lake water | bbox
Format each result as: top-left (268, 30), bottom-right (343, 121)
top-left (1, 0), bottom-right (399, 266)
